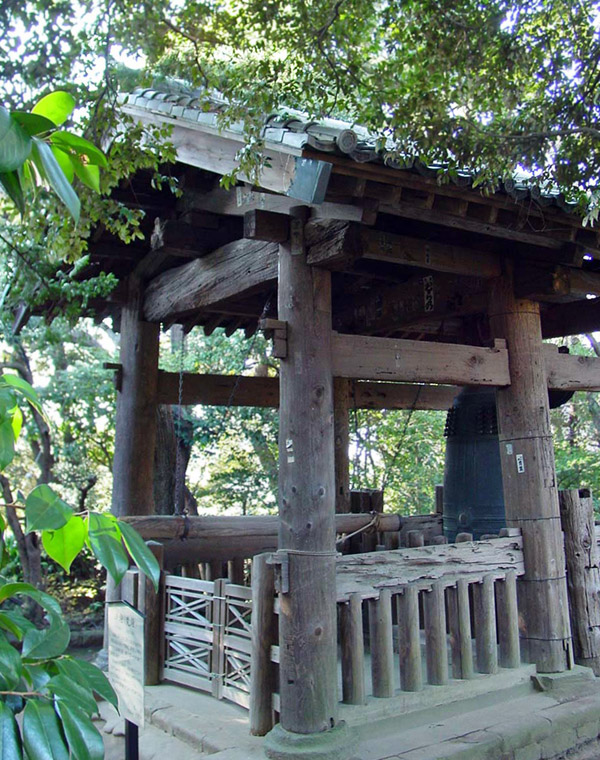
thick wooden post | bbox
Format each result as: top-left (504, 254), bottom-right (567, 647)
top-left (334, 378), bottom-right (351, 514)
top-left (559, 489), bottom-right (600, 675)
top-left (340, 593), bottom-right (366, 705)
top-left (489, 274), bottom-right (572, 672)
top-left (111, 277), bottom-right (160, 518)
top-left (276, 212), bottom-right (339, 735)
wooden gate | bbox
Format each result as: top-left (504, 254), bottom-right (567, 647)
top-left (163, 575), bottom-right (252, 708)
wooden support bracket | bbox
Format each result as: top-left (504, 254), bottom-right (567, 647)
top-left (259, 318), bottom-right (288, 358)
top-left (103, 362), bottom-right (123, 392)
top-left (266, 551), bottom-right (290, 594)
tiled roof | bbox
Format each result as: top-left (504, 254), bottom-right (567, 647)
top-left (119, 87), bottom-right (575, 213)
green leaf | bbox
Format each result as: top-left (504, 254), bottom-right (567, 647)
top-left (56, 701), bottom-right (104, 760)
top-left (31, 138), bottom-right (80, 222)
top-left (0, 420), bottom-right (15, 470)
top-left (0, 701), bottom-right (22, 760)
top-left (42, 515), bottom-right (86, 572)
top-left (46, 673), bottom-right (97, 716)
top-left (10, 406), bottom-right (22, 442)
top-left (31, 91), bottom-right (75, 127)
top-left (50, 131), bottom-right (108, 167)
top-left (89, 512), bottom-right (128, 584)
top-left (50, 146), bottom-right (74, 183)
top-left (11, 112), bottom-right (56, 136)
top-left (89, 531), bottom-right (129, 585)
top-left (118, 520), bottom-right (160, 591)
top-left (1, 374), bottom-right (43, 414)
top-left (23, 700), bottom-right (69, 760)
top-left (66, 658), bottom-right (118, 710)
top-left (0, 582), bottom-right (61, 616)
top-left (0, 612), bottom-right (24, 641)
top-left (22, 613), bottom-right (70, 660)
top-left (22, 663), bottom-right (52, 691)
top-left (71, 157), bottom-right (100, 193)
top-left (0, 634), bottom-right (22, 690)
top-left (25, 484), bottom-right (73, 533)
top-left (0, 171), bottom-right (25, 214)
top-left (0, 106), bottom-right (31, 173)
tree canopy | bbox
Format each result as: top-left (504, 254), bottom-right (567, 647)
top-left (2, 1), bottom-right (600, 222)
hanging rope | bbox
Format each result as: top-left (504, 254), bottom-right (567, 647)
top-left (336, 511), bottom-right (382, 547)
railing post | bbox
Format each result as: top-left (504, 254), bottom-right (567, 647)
top-left (340, 593), bottom-right (366, 705)
top-left (397, 586), bottom-right (423, 692)
top-left (138, 540), bottom-right (164, 686)
top-left (447, 578), bottom-right (474, 679)
top-left (369, 589), bottom-right (395, 698)
top-left (423, 581), bottom-right (448, 685)
top-left (250, 554), bottom-right (277, 735)
top-left (474, 574), bottom-right (498, 674)
top-left (496, 569), bottom-right (521, 669)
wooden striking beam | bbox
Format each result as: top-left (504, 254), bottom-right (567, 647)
top-left (123, 512), bottom-right (402, 541)
top-left (334, 273), bottom-right (489, 335)
top-left (143, 238), bottom-right (278, 322)
top-left (155, 371), bottom-right (460, 410)
top-left (542, 297), bottom-right (600, 338)
top-left (306, 219), bottom-right (501, 277)
top-left (331, 333), bottom-right (510, 386)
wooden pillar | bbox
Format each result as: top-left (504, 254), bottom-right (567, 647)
top-left (111, 277), bottom-right (160, 518)
top-left (334, 378), bottom-right (351, 514)
top-left (276, 211), bottom-right (339, 734)
top-left (250, 554), bottom-right (277, 735)
top-left (489, 273), bottom-right (572, 673)
top-left (559, 489), bottom-right (600, 675)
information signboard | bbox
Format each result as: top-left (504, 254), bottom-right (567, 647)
top-left (108, 602), bottom-right (145, 727)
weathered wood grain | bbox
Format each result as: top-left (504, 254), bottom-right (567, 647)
top-left (144, 238), bottom-right (278, 322)
top-left (397, 586), bottom-right (423, 692)
top-left (369, 588), bottom-right (395, 698)
top-left (490, 274), bottom-right (572, 673)
top-left (340, 593), bottom-right (366, 705)
top-left (276, 213), bottom-right (338, 733)
top-left (331, 333), bottom-right (510, 386)
top-left (560, 490), bottom-right (600, 675)
top-left (335, 537), bottom-right (524, 602)
top-left (250, 554), bottom-right (277, 735)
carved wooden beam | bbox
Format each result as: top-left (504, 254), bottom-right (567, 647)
top-left (143, 238), bottom-right (278, 322)
top-left (306, 219), bottom-right (501, 277)
top-left (333, 273), bottom-right (489, 335)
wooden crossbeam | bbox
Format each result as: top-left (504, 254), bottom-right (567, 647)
top-left (542, 298), bottom-right (600, 338)
top-left (143, 238), bottom-right (278, 322)
top-left (306, 219), bottom-right (501, 277)
top-left (516, 264), bottom-right (600, 301)
top-left (334, 273), bottom-right (489, 334)
top-left (156, 372), bottom-right (460, 410)
top-left (331, 333), bottom-right (510, 386)
top-left (544, 344), bottom-right (600, 391)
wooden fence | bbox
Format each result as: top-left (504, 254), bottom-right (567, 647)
top-left (250, 530), bottom-right (525, 734)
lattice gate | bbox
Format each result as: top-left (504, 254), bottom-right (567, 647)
top-left (163, 575), bottom-right (252, 708)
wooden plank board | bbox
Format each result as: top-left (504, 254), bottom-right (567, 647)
top-left (335, 537), bottom-right (524, 601)
top-left (332, 333), bottom-right (510, 386)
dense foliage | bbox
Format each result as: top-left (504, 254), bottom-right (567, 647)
top-left (0, 374), bottom-right (159, 759)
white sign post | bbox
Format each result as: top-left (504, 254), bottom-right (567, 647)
top-left (108, 602), bottom-right (145, 759)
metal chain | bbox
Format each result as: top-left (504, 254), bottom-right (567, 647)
top-left (174, 333), bottom-right (186, 515)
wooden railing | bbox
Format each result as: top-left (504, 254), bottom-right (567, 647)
top-left (250, 530), bottom-right (525, 734)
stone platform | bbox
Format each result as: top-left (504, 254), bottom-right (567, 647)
top-left (99, 666), bottom-right (600, 760)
